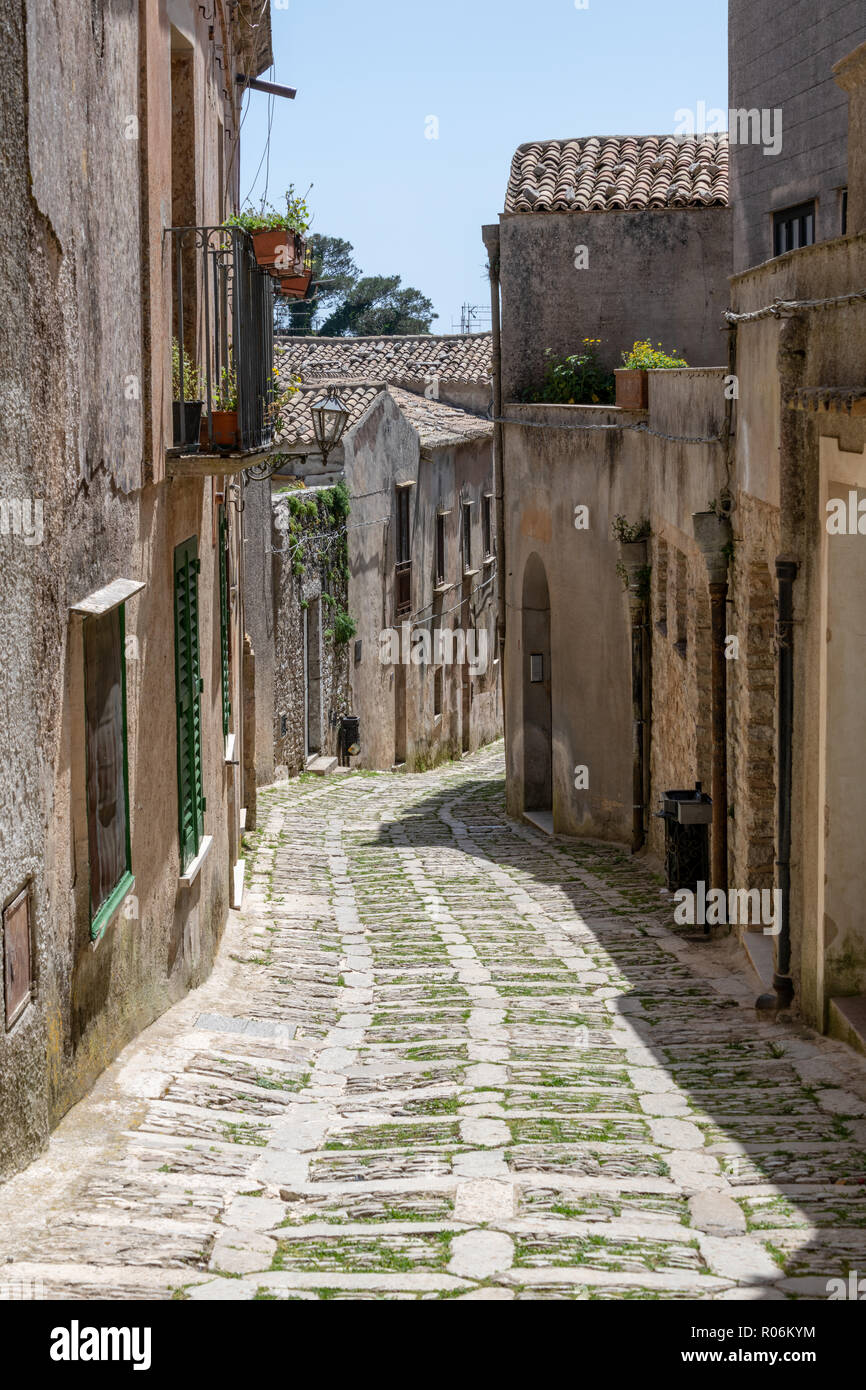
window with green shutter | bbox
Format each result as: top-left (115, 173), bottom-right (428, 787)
top-left (218, 503), bottom-right (231, 739)
top-left (174, 537), bottom-right (206, 871)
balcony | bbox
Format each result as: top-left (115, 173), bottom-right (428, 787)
top-left (166, 225), bottom-right (275, 476)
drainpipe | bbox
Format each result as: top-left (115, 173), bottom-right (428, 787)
top-left (482, 225), bottom-right (506, 683)
top-left (619, 539), bottom-right (650, 852)
top-left (693, 512), bottom-right (732, 899)
top-left (630, 590), bottom-right (648, 852)
top-left (769, 557), bottom-right (798, 1011)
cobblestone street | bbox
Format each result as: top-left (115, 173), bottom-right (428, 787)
top-left (2, 743), bottom-right (866, 1301)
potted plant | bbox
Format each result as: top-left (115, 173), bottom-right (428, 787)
top-left (224, 186), bottom-right (311, 275)
top-left (202, 365), bottom-right (239, 451)
top-left (517, 340), bottom-right (615, 405)
top-left (277, 246), bottom-right (314, 300)
top-left (615, 340), bottom-right (688, 410)
top-left (611, 514), bottom-right (651, 594)
top-left (171, 339), bottom-right (203, 450)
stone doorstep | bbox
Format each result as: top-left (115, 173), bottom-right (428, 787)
top-left (740, 930), bottom-right (775, 991)
top-left (828, 996), bottom-right (866, 1057)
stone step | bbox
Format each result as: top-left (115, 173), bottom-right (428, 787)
top-left (306, 755), bottom-right (338, 776)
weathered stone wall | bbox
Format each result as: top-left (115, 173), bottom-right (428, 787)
top-left (498, 206), bottom-right (732, 400)
top-left (0, 0), bottom-right (266, 1181)
top-left (729, 0), bottom-right (865, 272)
top-left (244, 480), bottom-right (276, 790)
top-left (271, 488), bottom-right (351, 778)
top-left (646, 536), bottom-right (713, 861)
top-left (729, 230), bottom-right (866, 1031)
top-left (344, 394), bottom-right (502, 773)
top-left (726, 495), bottom-right (779, 895)
top-left (503, 371), bottom-right (730, 844)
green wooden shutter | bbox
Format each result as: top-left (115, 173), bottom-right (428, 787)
top-left (174, 537), bottom-right (205, 870)
top-left (218, 504), bottom-right (231, 739)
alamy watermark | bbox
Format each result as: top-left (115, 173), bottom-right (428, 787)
top-left (674, 102), bottom-right (782, 156)
top-left (674, 880), bottom-right (782, 934)
top-left (827, 1271), bottom-right (866, 1299)
top-left (0, 499), bottom-right (43, 546)
top-left (379, 624), bottom-right (489, 676)
top-left (0, 1277), bottom-right (44, 1299)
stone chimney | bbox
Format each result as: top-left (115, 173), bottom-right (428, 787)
top-left (833, 41), bottom-right (866, 236)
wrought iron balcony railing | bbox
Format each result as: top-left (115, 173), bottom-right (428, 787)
top-left (167, 225), bottom-right (275, 457)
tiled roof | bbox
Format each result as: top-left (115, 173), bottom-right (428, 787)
top-left (387, 387), bottom-right (493, 448)
top-left (505, 134), bottom-right (729, 213)
top-left (274, 383), bottom-right (493, 451)
top-left (275, 333), bottom-right (492, 389)
top-left (274, 382), bottom-right (385, 449)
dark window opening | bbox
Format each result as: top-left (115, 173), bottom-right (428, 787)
top-left (84, 606), bottom-right (133, 936)
top-left (4, 888), bottom-right (32, 1030)
top-left (395, 487), bottom-right (412, 618)
top-left (773, 201), bottom-right (816, 257)
top-left (482, 494), bottom-right (493, 559)
top-left (462, 502), bottom-right (473, 572)
top-left (841, 188), bottom-right (848, 236)
top-left (436, 513), bottom-right (446, 585)
top-left (434, 668), bottom-right (443, 718)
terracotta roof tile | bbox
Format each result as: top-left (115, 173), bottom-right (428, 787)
top-left (274, 382), bottom-right (493, 452)
top-left (275, 333), bottom-right (492, 390)
top-left (386, 387), bottom-right (493, 448)
top-left (274, 382), bottom-right (385, 448)
top-left (505, 134), bottom-right (729, 213)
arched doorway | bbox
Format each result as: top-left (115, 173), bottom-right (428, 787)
top-left (522, 553), bottom-right (552, 812)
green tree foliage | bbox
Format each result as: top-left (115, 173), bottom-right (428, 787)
top-left (275, 234), bottom-right (437, 338)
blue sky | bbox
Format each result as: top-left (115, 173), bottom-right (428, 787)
top-left (240, 0), bottom-right (727, 333)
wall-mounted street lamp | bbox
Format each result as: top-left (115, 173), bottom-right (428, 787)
top-left (310, 393), bottom-right (350, 464)
top-left (243, 393), bottom-right (351, 485)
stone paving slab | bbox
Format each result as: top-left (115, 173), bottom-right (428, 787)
top-left (2, 742), bottom-right (866, 1301)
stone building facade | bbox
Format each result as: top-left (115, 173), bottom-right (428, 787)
top-left (0, 1), bottom-right (273, 1181)
top-left (486, 30), bottom-right (866, 1049)
top-left (729, 0), bottom-right (866, 271)
top-left (498, 136), bottom-right (731, 397)
top-left (253, 335), bottom-right (502, 776)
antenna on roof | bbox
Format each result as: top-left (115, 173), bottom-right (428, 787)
top-left (451, 303), bottom-right (492, 335)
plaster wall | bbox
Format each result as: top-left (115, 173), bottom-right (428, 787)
top-left (0, 0), bottom-right (257, 1180)
top-left (499, 207), bottom-right (732, 400)
top-left (344, 395), bottom-right (501, 772)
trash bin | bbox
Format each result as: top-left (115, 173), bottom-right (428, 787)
top-left (339, 715), bottom-right (360, 767)
top-left (657, 782), bottom-right (711, 894)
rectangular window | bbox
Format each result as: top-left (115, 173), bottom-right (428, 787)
top-left (482, 494), bottom-right (493, 559)
top-left (395, 486), bottom-right (412, 618)
top-left (218, 503), bottom-right (231, 738)
top-left (436, 513), bottom-right (446, 585)
top-left (462, 502), bottom-right (473, 572)
top-left (841, 188), bottom-right (848, 236)
top-left (773, 200), bottom-right (815, 256)
top-left (3, 888), bottom-right (32, 1029)
top-left (84, 606), bottom-right (133, 939)
top-left (434, 667), bottom-right (443, 718)
top-left (174, 537), bottom-right (206, 871)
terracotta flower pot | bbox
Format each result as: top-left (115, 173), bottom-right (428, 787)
top-left (276, 268), bottom-right (313, 299)
top-left (251, 228), bottom-right (296, 273)
top-left (615, 368), bottom-right (649, 410)
top-left (201, 410), bottom-right (239, 451)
